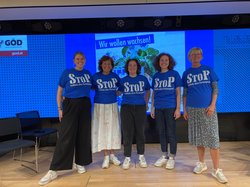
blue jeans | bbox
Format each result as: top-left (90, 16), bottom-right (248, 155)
top-left (155, 108), bottom-right (177, 157)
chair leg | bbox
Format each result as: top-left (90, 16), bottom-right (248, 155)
top-left (35, 143), bottom-right (39, 172)
top-left (20, 144), bottom-right (39, 173)
top-left (35, 137), bottom-right (39, 172)
top-left (20, 148), bottom-right (23, 166)
top-left (38, 137), bottom-right (41, 151)
top-left (17, 139), bottom-right (39, 173)
top-left (12, 149), bottom-right (16, 159)
top-left (12, 148), bottom-right (22, 161)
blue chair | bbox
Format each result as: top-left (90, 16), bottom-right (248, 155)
top-left (16, 110), bottom-right (58, 155)
top-left (0, 117), bottom-right (38, 172)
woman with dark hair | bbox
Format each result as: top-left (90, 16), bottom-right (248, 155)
top-left (91, 55), bottom-right (121, 169)
top-left (39, 51), bottom-right (92, 185)
top-left (151, 53), bottom-right (182, 170)
top-left (118, 58), bottom-right (151, 170)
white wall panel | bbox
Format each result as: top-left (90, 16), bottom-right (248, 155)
top-left (0, 1), bottom-right (250, 21)
top-left (148, 0), bottom-right (223, 3)
top-left (2, 0), bottom-right (146, 7)
top-left (0, 0), bottom-right (234, 8)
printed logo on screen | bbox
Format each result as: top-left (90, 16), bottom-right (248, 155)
top-left (0, 40), bottom-right (4, 47)
top-left (0, 35), bottom-right (28, 56)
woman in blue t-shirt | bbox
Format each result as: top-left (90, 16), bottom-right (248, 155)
top-left (151, 53), bottom-right (182, 170)
top-left (118, 58), bottom-right (151, 170)
top-left (91, 55), bottom-right (121, 169)
top-left (39, 51), bottom-right (92, 185)
top-left (182, 47), bottom-right (228, 184)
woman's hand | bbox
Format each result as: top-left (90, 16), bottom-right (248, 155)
top-left (206, 105), bottom-right (215, 117)
top-left (183, 110), bottom-right (188, 120)
top-left (174, 108), bottom-right (181, 120)
top-left (58, 109), bottom-right (63, 122)
top-left (116, 90), bottom-right (122, 96)
top-left (150, 107), bottom-right (155, 119)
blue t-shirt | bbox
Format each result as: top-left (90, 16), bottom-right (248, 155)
top-left (92, 72), bottom-right (120, 104)
top-left (152, 70), bottom-right (182, 109)
top-left (119, 75), bottom-right (151, 105)
top-left (59, 68), bottom-right (92, 98)
top-left (182, 65), bottom-right (219, 108)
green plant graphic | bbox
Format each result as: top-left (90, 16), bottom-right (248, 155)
top-left (112, 45), bottom-right (159, 78)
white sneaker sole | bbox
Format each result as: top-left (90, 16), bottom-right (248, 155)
top-left (139, 164), bottom-right (148, 168)
top-left (110, 160), bottom-right (121, 166)
top-left (154, 162), bottom-right (167, 167)
top-left (166, 165), bottom-right (175, 170)
top-left (38, 175), bottom-right (57, 186)
top-left (102, 165), bottom-right (109, 169)
top-left (122, 166), bottom-right (130, 170)
top-left (211, 173), bottom-right (228, 183)
top-left (77, 169), bottom-right (87, 174)
top-left (193, 166), bottom-right (208, 174)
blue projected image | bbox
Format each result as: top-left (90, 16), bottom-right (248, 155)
top-left (213, 29), bottom-right (250, 112)
top-left (0, 34), bottom-right (65, 117)
top-left (0, 28), bottom-right (250, 117)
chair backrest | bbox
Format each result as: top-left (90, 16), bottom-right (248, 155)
top-left (16, 111), bottom-right (41, 129)
top-left (0, 118), bottom-right (21, 136)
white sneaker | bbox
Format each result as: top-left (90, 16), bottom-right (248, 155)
top-left (76, 164), bottom-right (86, 174)
top-left (139, 155), bottom-right (148, 168)
top-left (122, 157), bottom-right (131, 170)
top-left (110, 154), bottom-right (121, 166)
top-left (193, 162), bottom-right (207, 174)
top-left (38, 170), bottom-right (57, 186)
top-left (102, 155), bottom-right (110, 169)
top-left (211, 168), bottom-right (228, 184)
top-left (154, 155), bottom-right (167, 167)
top-left (166, 157), bottom-right (175, 169)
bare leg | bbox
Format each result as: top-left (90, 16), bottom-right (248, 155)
top-left (103, 150), bottom-right (110, 156)
top-left (102, 150), bottom-right (110, 169)
top-left (197, 146), bottom-right (205, 162)
top-left (210, 148), bottom-right (220, 169)
top-left (109, 149), bottom-right (121, 166)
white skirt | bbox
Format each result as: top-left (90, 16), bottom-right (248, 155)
top-left (91, 103), bottom-right (121, 153)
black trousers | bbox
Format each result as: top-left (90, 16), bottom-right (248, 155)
top-left (121, 104), bottom-right (146, 157)
top-left (50, 97), bottom-right (92, 171)
top-left (155, 108), bottom-right (177, 156)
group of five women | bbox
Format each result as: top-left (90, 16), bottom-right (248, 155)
top-left (38, 47), bottom-right (228, 185)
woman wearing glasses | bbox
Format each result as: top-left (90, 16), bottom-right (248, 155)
top-left (182, 47), bottom-right (228, 184)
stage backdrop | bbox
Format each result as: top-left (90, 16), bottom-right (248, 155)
top-left (1, 28), bottom-right (250, 117)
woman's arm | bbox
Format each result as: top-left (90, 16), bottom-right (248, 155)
top-left (206, 81), bottom-right (218, 117)
top-left (145, 90), bottom-right (151, 111)
top-left (183, 88), bottom-right (188, 120)
top-left (174, 87), bottom-right (181, 119)
top-left (150, 91), bottom-right (155, 119)
top-left (56, 86), bottom-right (63, 122)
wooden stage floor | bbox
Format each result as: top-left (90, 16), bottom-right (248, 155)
top-left (0, 142), bottom-right (249, 187)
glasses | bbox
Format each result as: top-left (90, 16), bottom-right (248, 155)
top-left (191, 53), bottom-right (202, 56)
